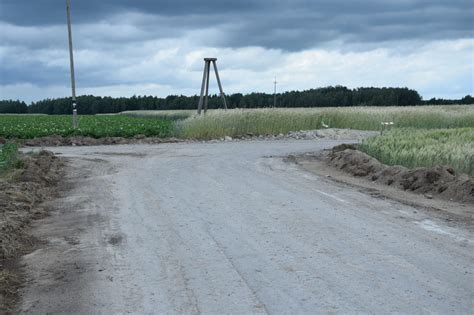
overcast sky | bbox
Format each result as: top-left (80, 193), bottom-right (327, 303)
top-left (0, 0), bottom-right (473, 103)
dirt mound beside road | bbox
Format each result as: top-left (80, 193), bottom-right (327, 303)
top-left (16, 128), bottom-right (377, 147)
top-left (327, 148), bottom-right (473, 203)
top-left (20, 135), bottom-right (183, 147)
top-left (0, 150), bottom-right (65, 312)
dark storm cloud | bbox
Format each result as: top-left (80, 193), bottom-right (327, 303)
top-left (1, 0), bottom-right (472, 101)
top-left (1, 0), bottom-right (472, 51)
top-left (0, 0), bottom-right (261, 25)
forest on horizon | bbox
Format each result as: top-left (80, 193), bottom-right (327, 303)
top-left (1, 86), bottom-right (473, 114)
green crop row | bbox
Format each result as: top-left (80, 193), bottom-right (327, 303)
top-left (0, 115), bottom-right (173, 139)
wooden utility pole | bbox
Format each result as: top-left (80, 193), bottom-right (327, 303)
top-left (197, 58), bottom-right (227, 115)
top-left (66, 0), bottom-right (78, 128)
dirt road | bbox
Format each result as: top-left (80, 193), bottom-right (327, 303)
top-left (20, 140), bottom-right (473, 313)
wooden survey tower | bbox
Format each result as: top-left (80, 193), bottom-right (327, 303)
top-left (197, 58), bottom-right (227, 115)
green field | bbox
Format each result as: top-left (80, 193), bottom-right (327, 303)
top-left (359, 128), bottom-right (474, 175)
top-left (3, 106), bottom-right (472, 140)
top-left (0, 115), bottom-right (173, 139)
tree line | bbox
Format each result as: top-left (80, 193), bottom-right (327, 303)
top-left (1, 86), bottom-right (472, 114)
top-left (0, 100), bottom-right (28, 114)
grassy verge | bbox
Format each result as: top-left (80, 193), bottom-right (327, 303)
top-left (0, 115), bottom-right (173, 139)
top-left (0, 142), bottom-right (23, 313)
top-left (358, 128), bottom-right (474, 175)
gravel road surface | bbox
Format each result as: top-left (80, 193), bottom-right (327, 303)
top-left (20, 140), bottom-right (473, 314)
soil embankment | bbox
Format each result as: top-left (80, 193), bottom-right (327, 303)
top-left (19, 135), bottom-right (183, 147)
top-left (290, 144), bottom-right (473, 205)
top-left (0, 151), bottom-right (65, 313)
top-left (327, 145), bottom-right (473, 203)
top-left (2, 128), bottom-right (377, 147)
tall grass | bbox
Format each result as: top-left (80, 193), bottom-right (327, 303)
top-left (359, 128), bottom-right (474, 175)
top-left (160, 105), bottom-right (474, 139)
top-left (175, 109), bottom-right (326, 138)
top-left (120, 110), bottom-right (194, 121)
top-left (0, 142), bottom-right (21, 171)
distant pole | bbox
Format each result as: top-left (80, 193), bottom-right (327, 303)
top-left (273, 76), bottom-right (277, 108)
top-left (66, 0), bottom-right (78, 128)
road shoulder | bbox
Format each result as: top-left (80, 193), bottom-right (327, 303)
top-left (287, 152), bottom-right (473, 230)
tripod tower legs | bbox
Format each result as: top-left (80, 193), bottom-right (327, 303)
top-left (204, 61), bottom-right (211, 113)
top-left (197, 58), bottom-right (227, 115)
top-left (197, 61), bottom-right (209, 115)
top-left (212, 61), bottom-right (227, 110)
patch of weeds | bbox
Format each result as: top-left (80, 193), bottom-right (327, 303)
top-left (0, 142), bottom-right (21, 172)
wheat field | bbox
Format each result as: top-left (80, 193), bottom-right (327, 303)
top-left (359, 128), bottom-right (474, 175)
top-left (145, 105), bottom-right (474, 139)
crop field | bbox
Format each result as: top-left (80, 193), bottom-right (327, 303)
top-left (122, 105), bottom-right (474, 139)
top-left (359, 128), bottom-right (474, 175)
top-left (0, 115), bottom-right (172, 139)
top-left (3, 105), bottom-right (472, 140)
